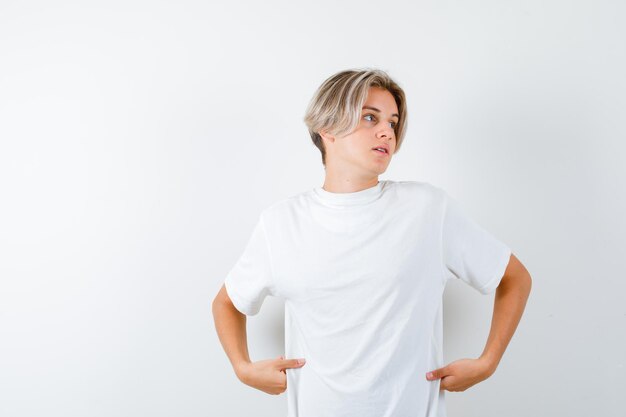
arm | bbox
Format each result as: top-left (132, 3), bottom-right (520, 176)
top-left (212, 283), bottom-right (307, 395)
top-left (479, 252), bottom-right (532, 374)
top-left (212, 283), bottom-right (252, 381)
top-left (426, 253), bottom-right (532, 391)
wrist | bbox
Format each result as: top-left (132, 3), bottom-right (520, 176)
top-left (234, 360), bottom-right (252, 382)
top-left (478, 354), bottom-right (498, 377)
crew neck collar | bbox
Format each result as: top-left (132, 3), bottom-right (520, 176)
top-left (312, 180), bottom-right (386, 207)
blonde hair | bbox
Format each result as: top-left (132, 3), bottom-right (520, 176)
top-left (303, 68), bottom-right (408, 166)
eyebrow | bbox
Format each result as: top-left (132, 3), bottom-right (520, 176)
top-left (362, 106), bottom-right (399, 119)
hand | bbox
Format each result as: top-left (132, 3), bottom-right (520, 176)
top-left (425, 357), bottom-right (494, 392)
top-left (237, 355), bottom-right (306, 395)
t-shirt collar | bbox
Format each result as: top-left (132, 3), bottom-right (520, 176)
top-left (312, 180), bottom-right (385, 207)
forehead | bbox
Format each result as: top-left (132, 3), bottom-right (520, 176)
top-left (363, 87), bottom-right (398, 113)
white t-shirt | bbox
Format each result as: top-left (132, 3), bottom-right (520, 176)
top-left (224, 180), bottom-right (512, 417)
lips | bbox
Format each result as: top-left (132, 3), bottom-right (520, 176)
top-left (372, 143), bottom-right (390, 153)
top-left (372, 145), bottom-right (389, 155)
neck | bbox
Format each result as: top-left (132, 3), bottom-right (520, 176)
top-left (321, 169), bottom-right (379, 193)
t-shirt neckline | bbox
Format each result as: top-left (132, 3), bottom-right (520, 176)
top-left (312, 180), bottom-right (385, 207)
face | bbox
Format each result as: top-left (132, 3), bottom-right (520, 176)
top-left (322, 86), bottom-right (399, 177)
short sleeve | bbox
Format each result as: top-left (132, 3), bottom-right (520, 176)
top-left (441, 191), bottom-right (512, 294)
top-left (224, 214), bottom-right (275, 316)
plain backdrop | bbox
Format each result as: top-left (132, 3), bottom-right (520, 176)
top-left (1, 1), bottom-right (625, 416)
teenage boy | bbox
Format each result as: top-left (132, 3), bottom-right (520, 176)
top-left (212, 68), bottom-right (532, 417)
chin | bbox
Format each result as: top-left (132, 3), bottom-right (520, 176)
top-left (373, 165), bottom-right (389, 175)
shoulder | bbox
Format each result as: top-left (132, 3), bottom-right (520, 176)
top-left (385, 179), bottom-right (446, 202)
top-left (257, 189), bottom-right (312, 225)
top-left (387, 179), bottom-right (437, 192)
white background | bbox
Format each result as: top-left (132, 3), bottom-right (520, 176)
top-left (1, 1), bottom-right (625, 416)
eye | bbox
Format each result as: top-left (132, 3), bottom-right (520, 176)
top-left (364, 114), bottom-right (397, 129)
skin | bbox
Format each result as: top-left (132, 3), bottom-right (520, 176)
top-left (212, 285), bottom-right (305, 395)
top-left (426, 253), bottom-right (532, 392)
top-left (319, 86), bottom-right (398, 193)
top-left (213, 85), bottom-right (532, 395)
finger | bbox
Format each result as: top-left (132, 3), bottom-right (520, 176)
top-left (277, 358), bottom-right (306, 369)
top-left (438, 376), bottom-right (446, 391)
top-left (426, 366), bottom-right (448, 380)
top-left (440, 375), bottom-right (454, 392)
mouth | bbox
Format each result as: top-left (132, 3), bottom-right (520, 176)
top-left (372, 147), bottom-right (389, 156)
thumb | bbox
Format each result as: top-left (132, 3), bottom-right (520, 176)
top-left (426, 366), bottom-right (448, 380)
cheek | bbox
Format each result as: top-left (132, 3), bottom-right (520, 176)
top-left (342, 139), bottom-right (366, 156)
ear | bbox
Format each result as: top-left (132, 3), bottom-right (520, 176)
top-left (319, 129), bottom-right (335, 144)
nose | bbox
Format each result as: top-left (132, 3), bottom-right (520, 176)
top-left (377, 124), bottom-right (395, 141)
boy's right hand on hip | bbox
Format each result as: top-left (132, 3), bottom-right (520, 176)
top-left (238, 355), bottom-right (306, 395)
